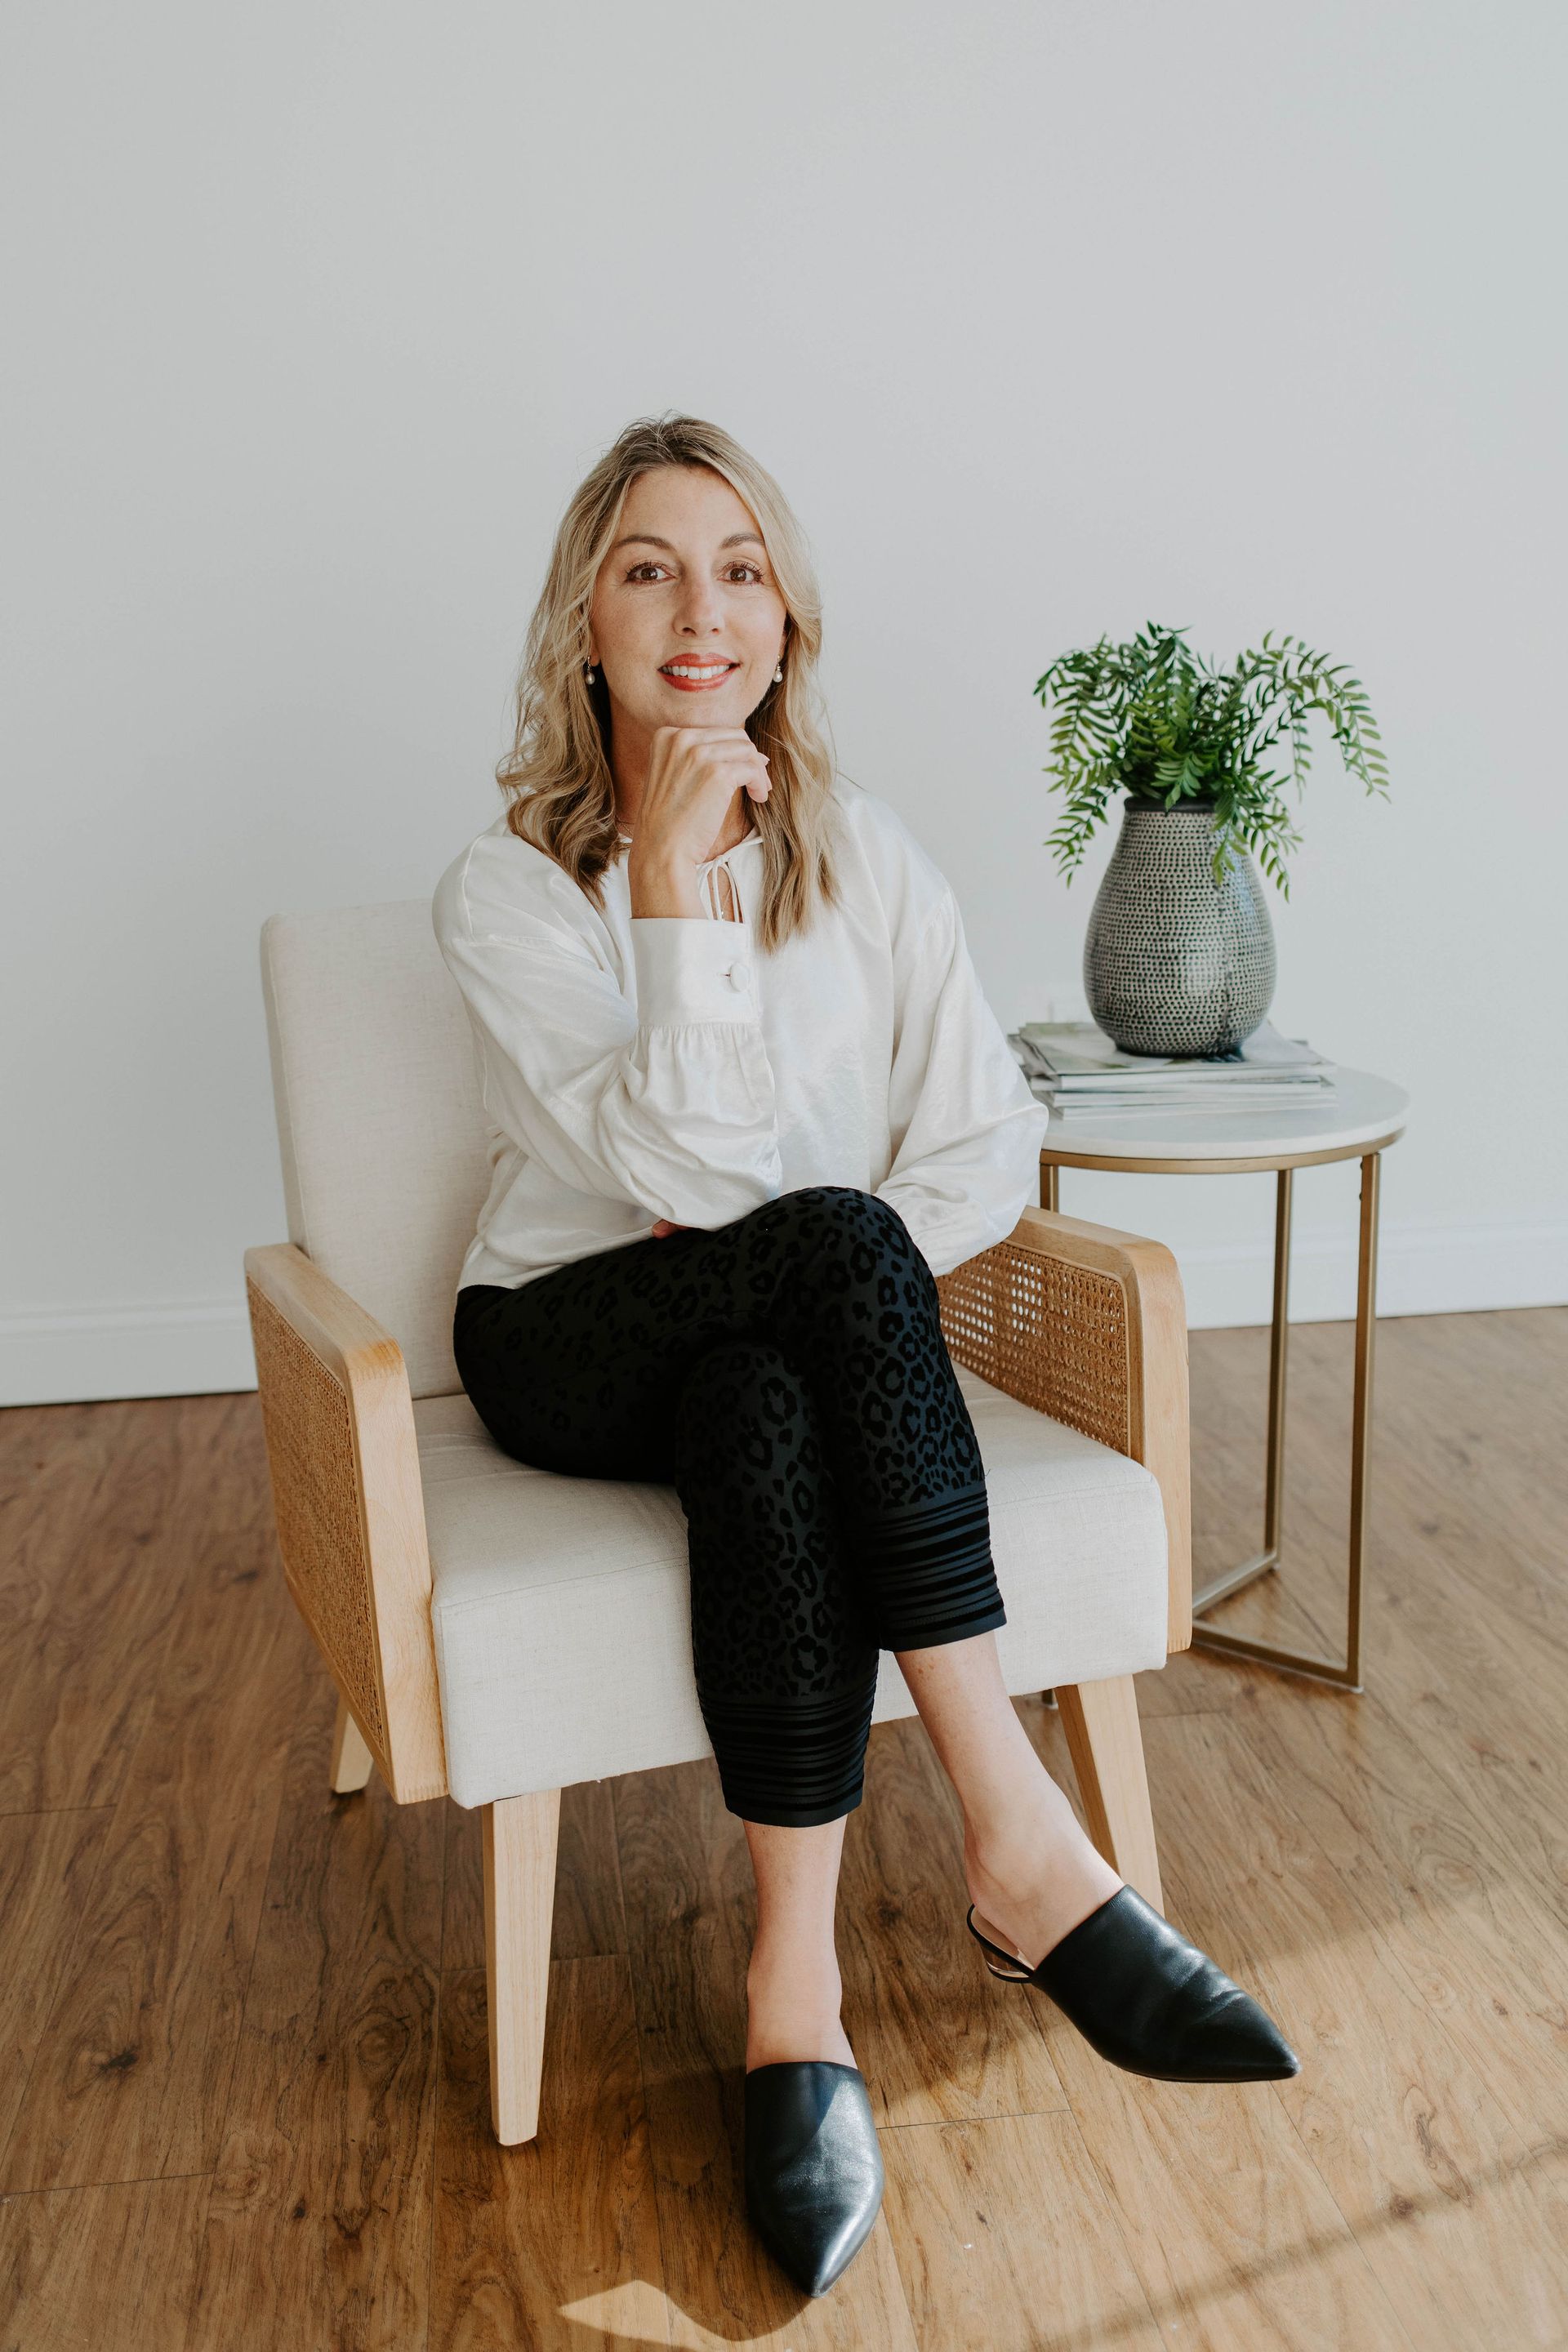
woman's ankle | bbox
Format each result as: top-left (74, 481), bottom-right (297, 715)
top-left (962, 1775), bottom-right (1080, 1885)
top-left (963, 1802), bottom-right (1121, 1965)
top-left (745, 1946), bottom-right (853, 2070)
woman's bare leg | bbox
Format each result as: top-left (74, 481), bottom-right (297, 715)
top-left (895, 1629), bottom-right (1121, 1967)
top-left (742, 1815), bottom-right (857, 2071)
top-left (740, 1629), bottom-right (1116, 2061)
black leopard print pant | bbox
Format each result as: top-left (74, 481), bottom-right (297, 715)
top-left (451, 1184), bottom-right (1007, 1828)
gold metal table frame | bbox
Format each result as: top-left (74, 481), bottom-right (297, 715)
top-left (1041, 1125), bottom-right (1405, 1691)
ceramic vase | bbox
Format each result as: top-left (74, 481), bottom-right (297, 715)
top-left (1082, 797), bottom-right (1276, 1056)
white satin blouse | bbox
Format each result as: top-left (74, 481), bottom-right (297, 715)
top-left (431, 774), bottom-right (1050, 1293)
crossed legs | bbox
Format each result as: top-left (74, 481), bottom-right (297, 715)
top-left (453, 1184), bottom-right (1137, 2076)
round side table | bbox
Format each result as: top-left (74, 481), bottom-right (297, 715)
top-left (1037, 1067), bottom-right (1410, 1691)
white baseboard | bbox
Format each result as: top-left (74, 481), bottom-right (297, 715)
top-left (2, 1216), bottom-right (1564, 1405)
top-left (0, 1294), bottom-right (258, 1406)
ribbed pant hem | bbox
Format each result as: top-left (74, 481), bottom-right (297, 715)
top-left (853, 1483), bottom-right (1008, 1649)
top-left (725, 1788), bottom-right (868, 1829)
top-left (881, 1600), bottom-right (1009, 1652)
top-left (698, 1675), bottom-right (878, 1828)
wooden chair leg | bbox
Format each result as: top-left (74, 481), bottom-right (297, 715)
top-left (1054, 1675), bottom-right (1163, 1915)
top-left (329, 1694), bottom-right (375, 1794)
top-left (483, 1788), bottom-right (561, 2145)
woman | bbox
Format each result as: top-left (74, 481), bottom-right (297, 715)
top-left (433, 415), bottom-right (1297, 2298)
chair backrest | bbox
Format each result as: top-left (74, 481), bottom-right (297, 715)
top-left (261, 901), bottom-right (492, 1399)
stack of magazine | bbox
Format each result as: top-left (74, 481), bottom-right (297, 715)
top-left (1008, 1017), bottom-right (1336, 1118)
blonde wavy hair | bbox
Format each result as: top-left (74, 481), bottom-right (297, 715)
top-left (495, 413), bottom-right (844, 953)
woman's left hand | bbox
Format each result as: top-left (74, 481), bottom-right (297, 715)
top-left (650, 1218), bottom-right (688, 1239)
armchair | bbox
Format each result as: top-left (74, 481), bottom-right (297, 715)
top-left (245, 902), bottom-right (1191, 2145)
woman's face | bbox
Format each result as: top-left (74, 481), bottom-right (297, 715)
top-left (587, 465), bottom-right (789, 740)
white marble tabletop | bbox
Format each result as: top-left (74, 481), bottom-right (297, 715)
top-left (1036, 1065), bottom-right (1410, 1162)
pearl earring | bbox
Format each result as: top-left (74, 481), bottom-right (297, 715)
top-left (773, 662), bottom-right (784, 683)
top-left (585, 660), bottom-right (597, 684)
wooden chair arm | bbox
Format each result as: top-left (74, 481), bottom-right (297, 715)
top-left (936, 1205), bottom-right (1192, 1652)
top-left (243, 1242), bottom-right (448, 1801)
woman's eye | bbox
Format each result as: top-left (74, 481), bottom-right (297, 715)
top-left (624, 560), bottom-right (766, 584)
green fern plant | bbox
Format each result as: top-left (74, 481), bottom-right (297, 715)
top-left (1033, 621), bottom-right (1389, 898)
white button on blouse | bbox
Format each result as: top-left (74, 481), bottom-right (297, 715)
top-left (432, 775), bottom-right (1050, 1294)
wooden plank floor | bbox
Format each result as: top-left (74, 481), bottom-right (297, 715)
top-left (2, 1307), bottom-right (1564, 2350)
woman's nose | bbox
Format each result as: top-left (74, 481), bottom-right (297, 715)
top-left (674, 578), bottom-right (724, 633)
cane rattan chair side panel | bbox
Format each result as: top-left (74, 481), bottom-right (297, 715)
top-left (938, 1206), bottom-right (1192, 1653)
top-left (243, 1244), bottom-right (449, 1802)
top-left (938, 1245), bottom-right (1131, 1454)
top-left (248, 1276), bottom-right (388, 1753)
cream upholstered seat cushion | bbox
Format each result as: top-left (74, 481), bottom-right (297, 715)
top-left (420, 1359), bottom-right (1168, 1810)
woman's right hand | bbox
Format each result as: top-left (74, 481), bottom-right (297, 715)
top-left (627, 726), bottom-right (771, 913)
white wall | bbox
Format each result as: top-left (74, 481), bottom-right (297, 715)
top-left (3, 0), bottom-right (1565, 1405)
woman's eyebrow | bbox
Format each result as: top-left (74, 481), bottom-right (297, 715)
top-left (609, 531), bottom-right (765, 553)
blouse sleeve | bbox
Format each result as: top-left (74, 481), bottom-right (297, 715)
top-left (434, 873), bottom-right (784, 1230)
top-left (875, 884), bottom-right (1052, 1278)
